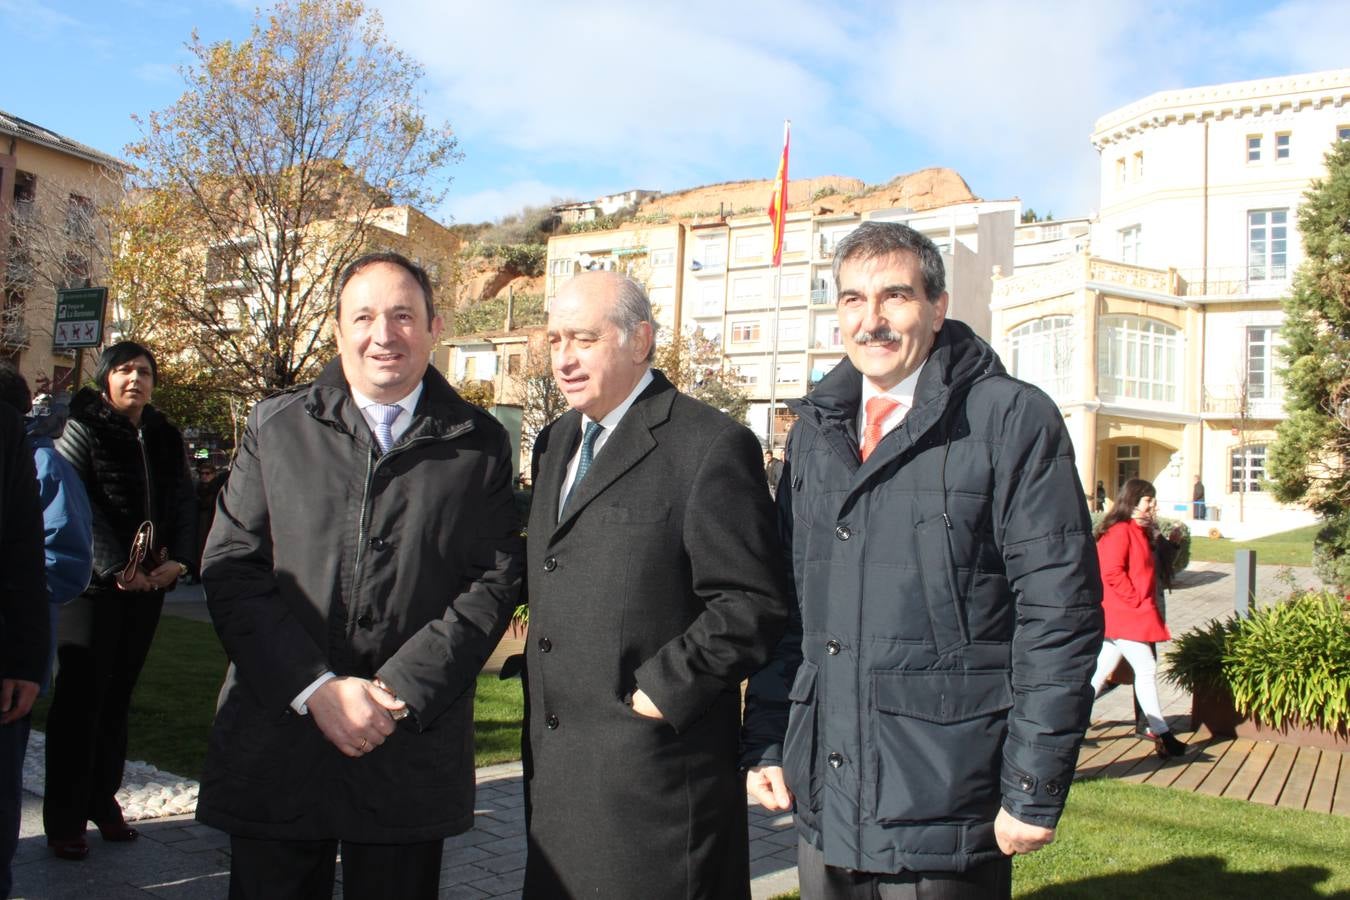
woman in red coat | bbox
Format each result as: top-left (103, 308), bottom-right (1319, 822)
top-left (1090, 478), bottom-right (1187, 757)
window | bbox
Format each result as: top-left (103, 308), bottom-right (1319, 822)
top-left (1116, 444), bottom-right (1141, 493)
top-left (1246, 326), bottom-right (1276, 400)
top-left (781, 273), bottom-right (807, 297)
top-left (784, 231), bottom-right (808, 256)
top-left (649, 249), bottom-right (674, 267)
top-left (1116, 157), bottom-right (1127, 185)
top-left (696, 283), bottom-right (723, 316)
top-left (778, 317), bottom-right (804, 344)
top-left (1119, 225), bottom-right (1141, 264)
top-left (1339, 125), bottom-right (1350, 142)
top-left (506, 353), bottom-right (522, 376)
top-left (733, 234), bottom-right (768, 262)
top-left (1097, 316), bottom-right (1180, 403)
top-left (1007, 316), bottom-right (1075, 398)
top-left (1275, 132), bottom-right (1291, 160)
top-left (733, 364), bottom-right (759, 387)
top-left (548, 258), bottom-right (573, 276)
top-left (732, 276), bottom-right (764, 304)
top-left (1230, 444), bottom-right (1267, 492)
top-left (1133, 151), bottom-right (1144, 180)
top-left (776, 361), bottom-right (803, 384)
top-left (65, 194), bottom-right (96, 242)
top-left (696, 240), bottom-right (726, 269)
top-left (1247, 209), bottom-right (1288, 281)
top-left (61, 253), bottom-right (90, 290)
top-left (1247, 135), bottom-right (1262, 162)
top-left (814, 314), bottom-right (841, 349)
top-left (730, 320), bottom-right (761, 343)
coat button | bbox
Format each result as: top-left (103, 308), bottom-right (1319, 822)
top-left (835, 525), bottom-right (851, 541)
top-left (1045, 780), bottom-right (1063, 797)
top-left (825, 640), bottom-right (841, 655)
top-left (827, 752), bottom-right (844, 768)
top-left (370, 537), bottom-right (388, 551)
top-left (1019, 775), bottom-right (1035, 792)
top-left (546, 714), bottom-right (559, 730)
top-left (538, 637), bottom-right (552, 652)
top-left (543, 556), bottom-right (557, 572)
top-left (356, 613), bottom-right (373, 629)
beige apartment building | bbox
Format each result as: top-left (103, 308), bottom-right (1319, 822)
top-left (1, 111), bottom-right (123, 391)
top-left (992, 69), bottom-right (1350, 531)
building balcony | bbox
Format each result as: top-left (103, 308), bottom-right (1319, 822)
top-left (1176, 266), bottom-right (1291, 300)
top-left (809, 287), bottom-right (835, 306)
top-left (1202, 387), bottom-right (1288, 420)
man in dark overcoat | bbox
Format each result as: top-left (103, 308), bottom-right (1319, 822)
top-left (522, 271), bottom-right (789, 899)
top-left (198, 252), bottom-right (524, 899)
top-left (742, 222), bottom-right (1102, 898)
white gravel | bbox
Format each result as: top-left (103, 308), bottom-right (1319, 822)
top-left (23, 730), bottom-right (200, 821)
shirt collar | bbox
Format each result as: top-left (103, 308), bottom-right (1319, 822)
top-left (351, 381), bottom-right (424, 417)
top-left (583, 368), bottom-right (654, 433)
top-left (860, 357), bottom-right (927, 412)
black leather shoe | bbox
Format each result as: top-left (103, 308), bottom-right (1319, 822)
top-left (95, 819), bottom-right (139, 842)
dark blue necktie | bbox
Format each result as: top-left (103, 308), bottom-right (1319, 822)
top-left (562, 421), bottom-right (604, 514)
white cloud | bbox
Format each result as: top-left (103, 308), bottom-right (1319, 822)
top-left (441, 179), bottom-right (580, 225)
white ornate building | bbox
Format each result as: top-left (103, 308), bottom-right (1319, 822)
top-left (993, 69), bottom-right (1350, 531)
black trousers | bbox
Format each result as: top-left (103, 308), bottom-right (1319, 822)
top-left (798, 836), bottom-right (1012, 900)
top-left (42, 589), bottom-right (164, 838)
top-left (229, 835), bottom-right (444, 900)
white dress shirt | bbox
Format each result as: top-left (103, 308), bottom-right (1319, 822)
top-left (351, 382), bottom-right (424, 448)
top-left (290, 380), bottom-right (425, 715)
top-left (857, 358), bottom-right (928, 446)
top-left (558, 369), bottom-right (654, 515)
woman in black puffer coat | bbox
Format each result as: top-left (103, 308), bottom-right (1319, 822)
top-left (43, 342), bottom-right (195, 861)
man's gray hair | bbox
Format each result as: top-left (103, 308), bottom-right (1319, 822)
top-left (609, 275), bottom-right (658, 363)
top-left (832, 221), bottom-right (946, 301)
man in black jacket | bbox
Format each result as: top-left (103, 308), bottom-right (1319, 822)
top-left (0, 402), bottom-right (47, 897)
top-left (198, 252), bottom-right (524, 900)
top-left (743, 222), bottom-right (1102, 898)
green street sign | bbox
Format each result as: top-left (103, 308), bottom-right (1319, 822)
top-left (54, 287), bottom-right (107, 349)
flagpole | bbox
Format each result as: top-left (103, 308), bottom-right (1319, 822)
top-left (766, 119), bottom-right (789, 454)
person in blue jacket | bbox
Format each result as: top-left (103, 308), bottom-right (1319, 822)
top-left (0, 363), bottom-right (92, 893)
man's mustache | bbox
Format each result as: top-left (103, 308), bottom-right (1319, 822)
top-left (852, 327), bottom-right (900, 344)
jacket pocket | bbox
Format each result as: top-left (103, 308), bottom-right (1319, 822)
top-left (867, 669), bottom-right (1012, 824)
top-left (782, 660), bottom-right (822, 816)
top-left (914, 516), bottom-right (969, 655)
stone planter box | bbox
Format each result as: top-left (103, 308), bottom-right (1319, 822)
top-left (1191, 686), bottom-right (1350, 751)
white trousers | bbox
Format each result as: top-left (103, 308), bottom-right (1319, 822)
top-left (1090, 638), bottom-right (1169, 736)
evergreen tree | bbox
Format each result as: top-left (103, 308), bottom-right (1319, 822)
top-left (1268, 139), bottom-right (1350, 590)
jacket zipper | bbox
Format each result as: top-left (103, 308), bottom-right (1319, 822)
top-left (136, 427), bottom-right (154, 531)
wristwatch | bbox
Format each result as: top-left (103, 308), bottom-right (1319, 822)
top-left (174, 561), bottom-right (190, 578)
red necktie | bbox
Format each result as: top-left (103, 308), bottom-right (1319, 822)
top-left (861, 396), bottom-right (901, 461)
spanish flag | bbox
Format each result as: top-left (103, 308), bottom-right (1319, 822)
top-left (768, 120), bottom-right (790, 267)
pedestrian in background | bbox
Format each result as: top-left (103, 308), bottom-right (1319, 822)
top-left (1091, 478), bottom-right (1187, 759)
top-left (43, 342), bottom-right (196, 861)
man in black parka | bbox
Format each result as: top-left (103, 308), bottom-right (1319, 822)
top-left (198, 252), bottom-right (524, 899)
top-left (743, 222), bottom-right (1103, 898)
top-left (523, 271), bottom-right (789, 899)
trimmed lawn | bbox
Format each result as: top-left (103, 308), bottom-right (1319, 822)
top-left (773, 779), bottom-right (1350, 898)
top-left (1188, 523), bottom-right (1319, 567)
top-left (32, 614), bottom-right (525, 780)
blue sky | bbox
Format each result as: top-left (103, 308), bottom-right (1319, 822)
top-left (4, 0), bottom-right (1349, 225)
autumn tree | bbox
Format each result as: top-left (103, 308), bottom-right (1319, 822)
top-left (654, 327), bottom-right (749, 423)
top-left (1268, 138), bottom-right (1350, 590)
top-left (520, 343), bottom-right (566, 458)
top-left (115, 0), bottom-right (459, 402)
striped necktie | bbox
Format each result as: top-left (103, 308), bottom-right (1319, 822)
top-left (371, 403), bottom-right (403, 453)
